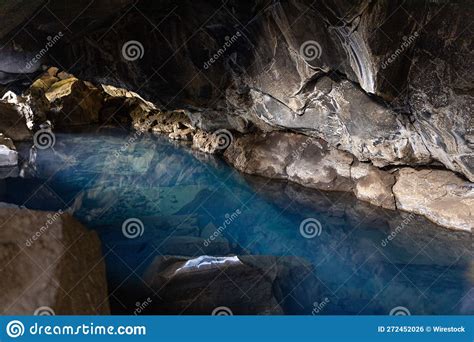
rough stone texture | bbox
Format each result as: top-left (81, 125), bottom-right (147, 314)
top-left (42, 77), bottom-right (103, 126)
top-left (393, 168), bottom-right (474, 231)
top-left (0, 133), bottom-right (18, 166)
top-left (0, 207), bottom-right (110, 314)
top-left (0, 0), bottom-right (471, 181)
top-left (143, 255), bottom-right (312, 314)
top-left (0, 0), bottom-right (472, 231)
top-left (223, 130), bottom-right (347, 193)
top-left (351, 162), bottom-right (396, 210)
top-left (225, 131), bottom-right (473, 230)
top-left (192, 130), bottom-right (229, 154)
top-left (0, 96), bottom-right (32, 140)
top-left (224, 131), bottom-right (356, 192)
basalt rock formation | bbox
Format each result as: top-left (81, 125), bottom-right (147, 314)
top-left (0, 1), bottom-right (472, 230)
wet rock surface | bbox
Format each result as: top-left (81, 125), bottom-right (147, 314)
top-left (142, 255), bottom-right (312, 314)
top-left (0, 0), bottom-right (472, 180)
top-left (0, 206), bottom-right (109, 314)
top-left (224, 131), bottom-right (472, 230)
top-left (0, 0), bottom-right (472, 316)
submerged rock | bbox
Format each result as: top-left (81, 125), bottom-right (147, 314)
top-left (0, 207), bottom-right (110, 314)
top-left (143, 254), bottom-right (313, 314)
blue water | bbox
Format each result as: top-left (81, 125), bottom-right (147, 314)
top-left (9, 128), bottom-right (473, 315)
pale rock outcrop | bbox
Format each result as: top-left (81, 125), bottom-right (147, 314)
top-left (42, 77), bottom-right (103, 126)
top-left (351, 162), bottom-right (396, 210)
top-left (0, 207), bottom-right (110, 314)
top-left (0, 92), bottom-right (32, 140)
top-left (224, 131), bottom-right (472, 230)
top-left (0, 133), bottom-right (18, 167)
top-left (393, 168), bottom-right (474, 231)
top-left (0, 0), bottom-right (472, 181)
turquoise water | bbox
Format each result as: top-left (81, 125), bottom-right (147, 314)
top-left (8, 128), bottom-right (473, 315)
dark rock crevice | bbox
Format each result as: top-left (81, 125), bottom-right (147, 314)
top-left (0, 0), bottom-right (472, 228)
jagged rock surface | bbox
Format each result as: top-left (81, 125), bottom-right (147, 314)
top-left (0, 0), bottom-right (472, 180)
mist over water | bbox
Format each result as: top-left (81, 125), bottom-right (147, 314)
top-left (6, 127), bottom-right (472, 315)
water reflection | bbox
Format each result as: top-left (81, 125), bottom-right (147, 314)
top-left (2, 127), bottom-right (472, 315)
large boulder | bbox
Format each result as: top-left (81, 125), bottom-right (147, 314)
top-left (143, 255), bottom-right (313, 314)
top-left (0, 207), bottom-right (110, 314)
top-left (42, 77), bottom-right (103, 126)
top-left (0, 95), bottom-right (32, 141)
top-left (393, 168), bottom-right (473, 231)
top-left (224, 131), bottom-right (386, 195)
top-left (224, 131), bottom-right (473, 229)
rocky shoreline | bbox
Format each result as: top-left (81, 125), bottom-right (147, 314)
top-left (0, 67), bottom-right (472, 233)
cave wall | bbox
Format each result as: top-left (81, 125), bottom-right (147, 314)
top-left (0, 0), bottom-right (472, 180)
